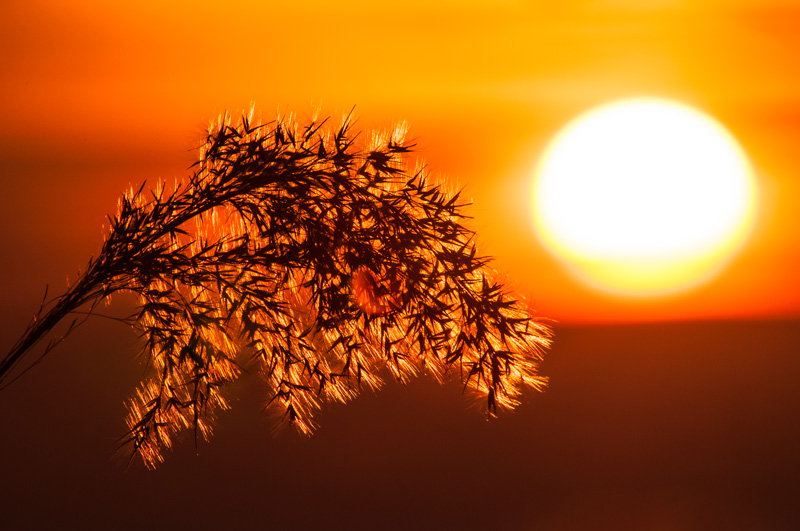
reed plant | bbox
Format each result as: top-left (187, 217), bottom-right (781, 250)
top-left (0, 111), bottom-right (551, 468)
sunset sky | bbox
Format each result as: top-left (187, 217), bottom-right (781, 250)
top-left (2, 0), bottom-right (799, 324)
top-left (2, 2), bottom-right (800, 529)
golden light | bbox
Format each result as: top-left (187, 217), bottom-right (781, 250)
top-left (531, 98), bottom-right (758, 296)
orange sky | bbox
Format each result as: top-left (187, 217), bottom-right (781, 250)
top-left (1, 0), bottom-right (799, 324)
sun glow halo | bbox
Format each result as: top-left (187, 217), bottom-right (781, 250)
top-left (532, 98), bottom-right (757, 296)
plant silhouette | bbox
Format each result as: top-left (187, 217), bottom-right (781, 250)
top-left (0, 111), bottom-right (551, 468)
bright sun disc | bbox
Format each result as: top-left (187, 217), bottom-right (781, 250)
top-left (532, 97), bottom-right (757, 296)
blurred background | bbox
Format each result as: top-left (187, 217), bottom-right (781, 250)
top-left (1, 1), bottom-right (799, 529)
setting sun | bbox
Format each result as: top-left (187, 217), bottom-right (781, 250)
top-left (531, 98), bottom-right (758, 296)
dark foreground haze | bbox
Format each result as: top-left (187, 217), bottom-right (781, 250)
top-left (1, 318), bottom-right (798, 530)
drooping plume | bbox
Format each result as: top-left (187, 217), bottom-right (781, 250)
top-left (1, 110), bottom-right (551, 468)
